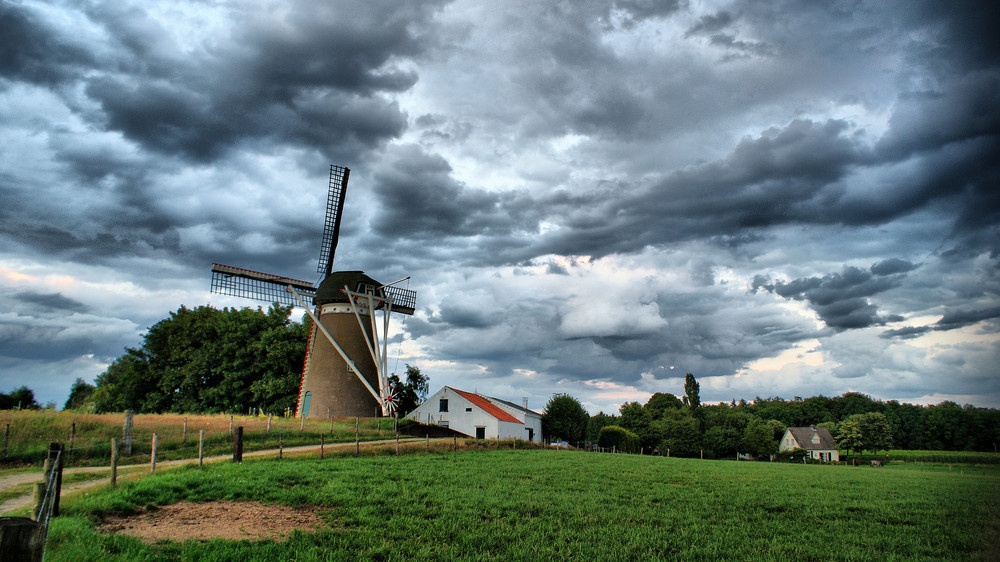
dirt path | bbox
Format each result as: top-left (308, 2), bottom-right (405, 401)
top-left (0, 437), bottom-right (432, 515)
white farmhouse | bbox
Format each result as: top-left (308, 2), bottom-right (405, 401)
top-left (779, 426), bottom-right (840, 461)
top-left (407, 386), bottom-right (543, 443)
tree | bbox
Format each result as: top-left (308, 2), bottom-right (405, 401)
top-left (683, 373), bottom-right (700, 410)
top-left (541, 394), bottom-right (589, 444)
top-left (586, 412), bottom-right (617, 443)
top-left (0, 386), bottom-right (41, 410)
top-left (644, 392), bottom-right (683, 419)
top-left (64, 378), bottom-right (96, 410)
top-left (741, 416), bottom-right (782, 457)
top-left (661, 410), bottom-right (702, 456)
top-left (837, 412), bottom-right (893, 455)
top-left (619, 401), bottom-right (661, 452)
top-left (387, 364), bottom-right (429, 416)
top-left (93, 304), bottom-right (308, 414)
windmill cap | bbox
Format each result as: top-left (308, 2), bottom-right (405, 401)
top-left (313, 271), bottom-right (383, 306)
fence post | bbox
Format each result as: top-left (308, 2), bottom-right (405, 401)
top-left (453, 435), bottom-right (457, 452)
top-left (267, 414), bottom-right (272, 435)
top-left (123, 410), bottom-right (134, 456)
top-left (198, 430), bottom-right (205, 466)
top-left (31, 483), bottom-right (45, 520)
top-left (233, 426), bottom-right (243, 463)
top-left (426, 434), bottom-right (429, 451)
top-left (69, 423), bottom-right (75, 455)
top-left (2, 423), bottom-right (9, 459)
top-left (229, 416), bottom-right (233, 440)
top-left (320, 434), bottom-right (325, 460)
top-left (183, 418), bottom-right (188, 444)
top-left (150, 434), bottom-right (158, 473)
top-left (355, 417), bottom-right (359, 457)
top-left (0, 516), bottom-right (42, 562)
top-left (110, 438), bottom-right (118, 488)
top-left (279, 432), bottom-right (283, 460)
top-left (47, 443), bottom-right (64, 517)
top-left (300, 415), bottom-right (305, 433)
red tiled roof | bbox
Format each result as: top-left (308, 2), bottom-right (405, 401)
top-left (451, 388), bottom-right (522, 424)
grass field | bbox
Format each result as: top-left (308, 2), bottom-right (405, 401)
top-left (42, 449), bottom-right (1000, 561)
top-left (0, 410), bottom-right (404, 467)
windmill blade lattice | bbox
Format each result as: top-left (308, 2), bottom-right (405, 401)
top-left (210, 263), bottom-right (316, 307)
top-left (317, 165), bottom-right (350, 277)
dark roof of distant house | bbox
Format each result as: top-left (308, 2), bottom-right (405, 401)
top-left (787, 427), bottom-right (838, 450)
top-left (487, 396), bottom-right (542, 417)
top-left (450, 387), bottom-right (522, 424)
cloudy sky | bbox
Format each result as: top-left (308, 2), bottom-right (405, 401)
top-left (2, 0), bottom-right (998, 414)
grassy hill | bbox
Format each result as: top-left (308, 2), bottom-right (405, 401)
top-left (45, 448), bottom-right (1000, 561)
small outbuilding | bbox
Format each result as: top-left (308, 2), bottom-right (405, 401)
top-left (407, 386), bottom-right (543, 443)
top-left (779, 426), bottom-right (840, 461)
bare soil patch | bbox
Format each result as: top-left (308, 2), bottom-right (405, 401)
top-left (97, 501), bottom-right (323, 543)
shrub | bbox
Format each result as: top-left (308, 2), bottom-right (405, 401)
top-left (597, 425), bottom-right (640, 453)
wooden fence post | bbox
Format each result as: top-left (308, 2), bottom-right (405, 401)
top-left (0, 517), bottom-right (43, 562)
top-left (453, 435), bottom-right (457, 453)
top-left (426, 434), bottom-right (429, 451)
top-left (69, 423), bottom-right (75, 455)
top-left (31, 483), bottom-right (45, 520)
top-left (2, 423), bottom-right (9, 459)
top-left (300, 415), bottom-right (305, 433)
top-left (47, 443), bottom-right (64, 516)
top-left (233, 426), bottom-right (243, 463)
top-left (229, 416), bottom-right (233, 440)
top-left (150, 434), bottom-right (158, 473)
top-left (123, 410), bottom-right (134, 456)
top-left (110, 438), bottom-right (118, 488)
top-left (279, 432), bottom-right (283, 460)
top-left (267, 414), bottom-right (272, 435)
top-left (198, 430), bottom-right (205, 466)
top-left (183, 418), bottom-right (188, 444)
top-left (320, 434), bottom-right (325, 460)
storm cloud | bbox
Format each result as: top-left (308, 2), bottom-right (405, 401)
top-left (0, 0), bottom-right (997, 411)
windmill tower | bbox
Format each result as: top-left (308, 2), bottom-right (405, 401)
top-left (210, 165), bottom-right (416, 419)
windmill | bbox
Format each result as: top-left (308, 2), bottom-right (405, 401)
top-left (209, 165), bottom-right (416, 419)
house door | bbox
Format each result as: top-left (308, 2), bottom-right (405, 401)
top-left (476, 427), bottom-right (486, 440)
top-left (526, 428), bottom-right (534, 442)
top-left (301, 391), bottom-right (312, 418)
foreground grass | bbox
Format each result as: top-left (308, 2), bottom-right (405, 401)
top-left (45, 449), bottom-right (1000, 561)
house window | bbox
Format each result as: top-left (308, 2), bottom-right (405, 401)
top-left (466, 407), bottom-right (472, 412)
top-left (439, 399), bottom-right (448, 412)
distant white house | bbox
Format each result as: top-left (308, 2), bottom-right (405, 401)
top-left (407, 386), bottom-right (543, 443)
top-left (779, 426), bottom-right (840, 461)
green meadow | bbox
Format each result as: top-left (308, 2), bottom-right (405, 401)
top-left (43, 449), bottom-right (1000, 561)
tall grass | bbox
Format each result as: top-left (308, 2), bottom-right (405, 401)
top-left (44, 449), bottom-right (1000, 561)
top-left (0, 410), bottom-right (403, 468)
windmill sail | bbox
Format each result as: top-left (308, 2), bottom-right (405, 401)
top-left (210, 263), bottom-right (316, 307)
top-left (317, 164), bottom-right (350, 277)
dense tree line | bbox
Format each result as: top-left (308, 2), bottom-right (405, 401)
top-left (92, 304), bottom-right (309, 414)
top-left (0, 386), bottom-right (41, 410)
top-left (543, 375), bottom-right (999, 456)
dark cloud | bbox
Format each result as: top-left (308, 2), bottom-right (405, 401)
top-left (753, 263), bottom-right (910, 331)
top-left (934, 306), bottom-right (1000, 332)
top-left (15, 292), bottom-right (90, 314)
top-left (0, 3), bottom-right (96, 85)
top-left (684, 11), bottom-right (735, 37)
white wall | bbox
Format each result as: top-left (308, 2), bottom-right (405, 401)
top-left (408, 386), bottom-right (539, 441)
